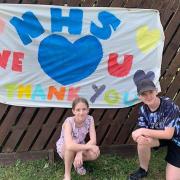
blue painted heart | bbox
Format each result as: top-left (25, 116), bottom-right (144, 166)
top-left (38, 35), bottom-right (103, 85)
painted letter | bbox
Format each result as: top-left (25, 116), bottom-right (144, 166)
top-left (90, 84), bottom-right (106, 103)
top-left (48, 86), bottom-right (66, 100)
top-left (108, 53), bottom-right (133, 77)
top-left (91, 11), bottom-right (121, 40)
top-left (12, 52), bottom-right (24, 72)
top-left (123, 92), bottom-right (139, 107)
top-left (31, 84), bottom-right (45, 100)
top-left (0, 50), bottom-right (11, 69)
top-left (104, 89), bottom-right (121, 105)
top-left (18, 84), bottom-right (32, 99)
top-left (68, 87), bottom-right (80, 101)
top-left (4, 84), bottom-right (17, 99)
top-left (10, 11), bottom-right (45, 45)
top-left (51, 8), bottom-right (83, 34)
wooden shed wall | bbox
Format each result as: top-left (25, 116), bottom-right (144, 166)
top-left (0, 0), bottom-right (179, 160)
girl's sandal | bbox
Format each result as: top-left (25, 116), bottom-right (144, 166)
top-left (75, 166), bottom-right (86, 175)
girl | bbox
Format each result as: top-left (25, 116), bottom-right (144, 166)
top-left (56, 97), bottom-right (100, 180)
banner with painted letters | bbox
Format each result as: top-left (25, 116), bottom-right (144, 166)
top-left (0, 4), bottom-right (164, 108)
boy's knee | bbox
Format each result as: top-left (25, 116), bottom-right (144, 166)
top-left (132, 133), bottom-right (137, 142)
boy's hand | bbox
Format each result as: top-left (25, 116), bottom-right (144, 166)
top-left (132, 128), bottom-right (145, 141)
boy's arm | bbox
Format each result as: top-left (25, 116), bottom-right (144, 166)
top-left (136, 127), bottom-right (175, 140)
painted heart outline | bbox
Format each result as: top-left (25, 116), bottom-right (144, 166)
top-left (38, 34), bottom-right (103, 85)
top-left (136, 25), bottom-right (161, 53)
top-left (133, 70), bottom-right (155, 86)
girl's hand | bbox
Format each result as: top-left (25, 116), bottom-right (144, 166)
top-left (73, 151), bottom-right (83, 168)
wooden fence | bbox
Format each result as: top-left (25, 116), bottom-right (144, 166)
top-left (0, 0), bottom-right (179, 164)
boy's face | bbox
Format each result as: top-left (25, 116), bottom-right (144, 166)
top-left (139, 89), bottom-right (158, 106)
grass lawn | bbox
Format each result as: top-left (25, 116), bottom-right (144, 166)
top-left (0, 148), bottom-right (166, 180)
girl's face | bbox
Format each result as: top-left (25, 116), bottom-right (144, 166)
top-left (72, 102), bottom-right (89, 124)
top-left (139, 90), bottom-right (158, 107)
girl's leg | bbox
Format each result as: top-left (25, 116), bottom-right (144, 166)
top-left (166, 163), bottom-right (180, 180)
top-left (82, 147), bottom-right (100, 161)
top-left (72, 150), bottom-right (96, 176)
top-left (63, 148), bottom-right (76, 180)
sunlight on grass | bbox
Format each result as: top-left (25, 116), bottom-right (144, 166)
top-left (0, 148), bottom-right (166, 180)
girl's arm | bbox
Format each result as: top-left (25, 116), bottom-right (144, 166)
top-left (86, 118), bottom-right (97, 145)
top-left (137, 127), bottom-right (175, 140)
top-left (64, 121), bottom-right (93, 152)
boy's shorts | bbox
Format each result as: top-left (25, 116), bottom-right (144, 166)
top-left (154, 140), bottom-right (180, 168)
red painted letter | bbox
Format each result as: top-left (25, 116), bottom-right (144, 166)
top-left (108, 53), bottom-right (133, 77)
top-left (0, 50), bottom-right (11, 69)
top-left (12, 52), bottom-right (24, 72)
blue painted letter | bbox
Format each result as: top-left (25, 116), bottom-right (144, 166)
top-left (51, 8), bottom-right (83, 34)
top-left (10, 11), bottom-right (45, 45)
top-left (90, 11), bottom-right (121, 40)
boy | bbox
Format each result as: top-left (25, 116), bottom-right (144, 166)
top-left (128, 79), bottom-right (180, 180)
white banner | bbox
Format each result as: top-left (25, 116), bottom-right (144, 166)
top-left (0, 4), bottom-right (164, 108)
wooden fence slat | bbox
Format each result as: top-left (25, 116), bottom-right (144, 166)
top-left (137, 0), bottom-right (156, 9)
top-left (150, 0), bottom-right (165, 10)
top-left (21, 0), bottom-right (36, 3)
top-left (67, 0), bottom-right (81, 6)
top-left (96, 0), bottom-right (112, 7)
top-left (100, 144), bottom-right (136, 157)
top-left (0, 150), bottom-right (53, 166)
top-left (0, 104), bottom-right (9, 124)
top-left (45, 125), bottom-right (61, 150)
top-left (164, 10), bottom-right (180, 48)
top-left (160, 52), bottom-right (180, 93)
top-left (2, 107), bottom-right (37, 153)
top-left (91, 109), bottom-right (105, 126)
top-left (114, 105), bottom-right (139, 144)
top-left (160, 10), bottom-right (174, 28)
top-left (124, 0), bottom-right (143, 8)
top-left (45, 109), bottom-right (72, 149)
top-left (51, 0), bottom-right (66, 5)
top-left (0, 106), bottom-right (23, 146)
top-left (166, 70), bottom-right (180, 99)
top-left (36, 0), bottom-right (51, 4)
top-left (161, 28), bottom-right (180, 76)
top-left (31, 108), bottom-right (65, 150)
top-left (96, 109), bottom-right (119, 145)
top-left (5, 0), bottom-right (20, 3)
top-left (16, 108), bottom-right (51, 152)
top-left (110, 0), bottom-right (126, 7)
top-left (175, 91), bottom-right (180, 106)
top-left (163, 0), bottom-right (180, 11)
top-left (101, 108), bottom-right (130, 145)
top-left (160, 0), bottom-right (173, 10)
top-left (81, 0), bottom-right (96, 7)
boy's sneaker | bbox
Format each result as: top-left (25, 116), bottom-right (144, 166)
top-left (128, 167), bottom-right (148, 180)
